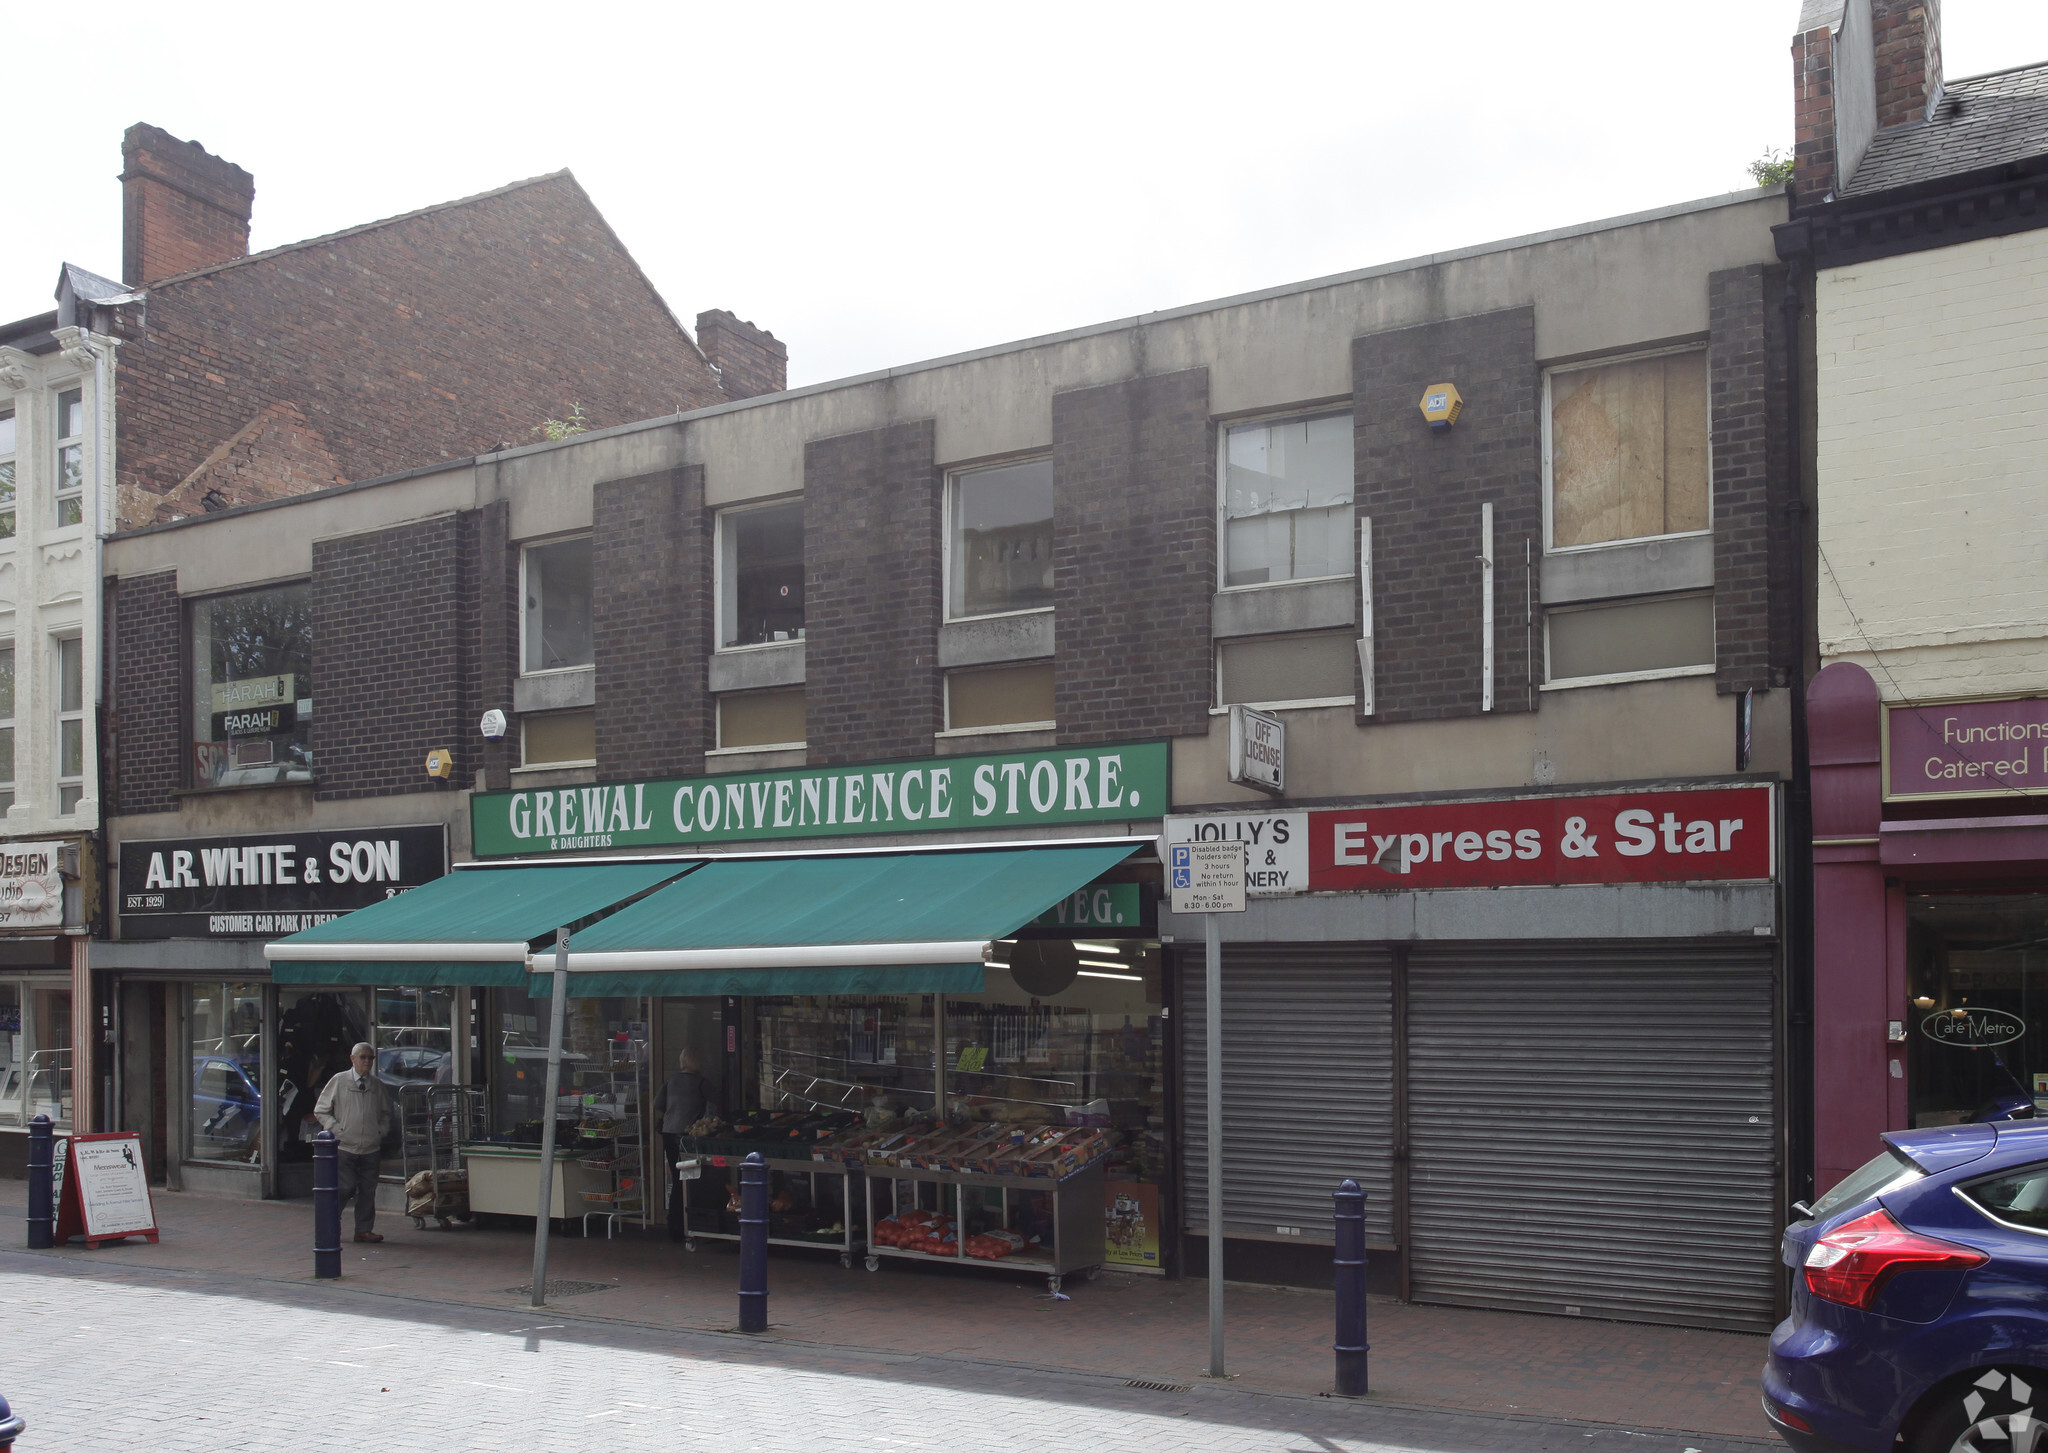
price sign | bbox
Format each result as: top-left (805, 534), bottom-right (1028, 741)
top-left (1169, 840), bottom-right (1246, 915)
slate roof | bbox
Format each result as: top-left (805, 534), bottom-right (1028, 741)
top-left (1845, 61), bottom-right (2048, 195)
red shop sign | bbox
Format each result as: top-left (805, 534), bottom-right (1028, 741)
top-left (1307, 786), bottom-right (1773, 892)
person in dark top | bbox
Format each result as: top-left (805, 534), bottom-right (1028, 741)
top-left (653, 1050), bottom-right (717, 1240)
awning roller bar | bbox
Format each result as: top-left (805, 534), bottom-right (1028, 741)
top-left (266, 940), bottom-right (530, 964)
top-left (536, 940), bottom-right (989, 974)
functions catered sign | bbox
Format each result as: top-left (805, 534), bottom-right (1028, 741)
top-left (119, 826), bottom-right (448, 938)
top-left (53, 1132), bottom-right (158, 1246)
top-left (1309, 785), bottom-right (1773, 891)
top-left (0, 841), bottom-right (66, 929)
top-left (1170, 840), bottom-right (1246, 914)
top-left (1164, 813), bottom-right (1308, 897)
top-left (1887, 696), bottom-right (2048, 800)
top-left (469, 740), bottom-right (1169, 857)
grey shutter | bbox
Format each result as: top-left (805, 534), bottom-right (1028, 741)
top-left (1406, 942), bottom-right (1779, 1332)
top-left (1180, 944), bottom-right (1395, 1245)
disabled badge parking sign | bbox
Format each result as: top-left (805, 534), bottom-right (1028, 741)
top-left (1170, 840), bottom-right (1247, 915)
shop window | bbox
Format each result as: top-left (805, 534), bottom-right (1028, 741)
top-left (718, 500), bottom-right (804, 648)
top-left (189, 581), bottom-right (314, 788)
top-left (0, 643), bottom-right (14, 814)
top-left (277, 989), bottom-right (368, 1164)
top-left (0, 408), bottom-right (15, 539)
top-left (945, 663), bottom-right (1054, 733)
top-left (0, 983), bottom-right (19, 1126)
top-left (716, 688), bottom-right (805, 750)
top-left (521, 708), bottom-right (596, 767)
top-left (55, 636), bottom-right (82, 814)
top-left (1906, 895), bottom-right (2048, 1128)
top-left (1220, 411), bottom-right (1353, 589)
top-left (26, 985), bottom-right (70, 1128)
top-left (375, 986), bottom-right (455, 1166)
top-left (522, 536), bottom-right (593, 673)
top-left (948, 457), bottom-right (1053, 620)
top-left (485, 986), bottom-right (642, 1143)
top-left (1546, 349), bottom-right (1709, 550)
top-left (1545, 593), bottom-right (1714, 687)
top-left (54, 387), bottom-right (84, 527)
top-left (1216, 630), bottom-right (1355, 708)
top-left (186, 983), bottom-right (262, 1163)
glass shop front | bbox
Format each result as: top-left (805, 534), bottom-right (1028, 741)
top-left (1906, 893), bottom-right (2048, 1125)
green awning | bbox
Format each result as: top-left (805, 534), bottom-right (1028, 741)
top-left (265, 861), bottom-right (693, 986)
top-left (533, 843), bottom-right (1141, 998)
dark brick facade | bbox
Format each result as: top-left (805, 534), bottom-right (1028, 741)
top-left (1353, 307), bottom-right (1539, 723)
top-left (310, 515), bottom-right (479, 801)
top-left (475, 500), bottom-right (516, 792)
top-left (1710, 265), bottom-right (1786, 694)
top-left (697, 311), bottom-right (788, 401)
top-left (593, 466), bottom-right (712, 779)
top-left (803, 421), bottom-right (943, 763)
top-left (111, 570), bottom-right (184, 816)
top-left (1051, 368), bottom-right (1215, 744)
top-left (108, 171), bottom-right (736, 528)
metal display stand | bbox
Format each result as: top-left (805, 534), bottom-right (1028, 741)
top-left (862, 1158), bottom-right (1106, 1294)
top-left (396, 1084), bottom-right (486, 1230)
top-left (679, 1150), bottom-right (865, 1268)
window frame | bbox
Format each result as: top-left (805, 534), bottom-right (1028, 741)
top-left (1541, 343), bottom-right (1714, 557)
top-left (516, 708), bottom-right (598, 771)
top-left (1211, 630), bottom-right (1359, 714)
top-left (184, 576), bottom-right (316, 791)
top-left (713, 495), bottom-right (806, 653)
top-left (939, 661), bottom-right (1057, 737)
top-left (53, 385), bottom-right (85, 530)
top-left (1540, 590), bottom-right (1718, 692)
top-left (1214, 406), bottom-right (1357, 595)
top-left (518, 533), bottom-right (595, 677)
top-left (53, 633), bottom-right (83, 815)
top-left (943, 453), bottom-right (1056, 625)
top-left (1957, 1162), bottom-right (2048, 1240)
top-left (711, 688), bottom-right (807, 754)
top-left (0, 406), bottom-right (16, 543)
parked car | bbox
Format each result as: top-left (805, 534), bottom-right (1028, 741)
top-left (1763, 1120), bottom-right (2048, 1451)
top-left (191, 1055), bottom-right (262, 1160)
top-left (376, 1045), bottom-right (449, 1089)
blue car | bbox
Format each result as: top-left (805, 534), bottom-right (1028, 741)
top-left (1763, 1121), bottom-right (2048, 1451)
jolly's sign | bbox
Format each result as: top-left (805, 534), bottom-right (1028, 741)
top-left (470, 741), bottom-right (1170, 857)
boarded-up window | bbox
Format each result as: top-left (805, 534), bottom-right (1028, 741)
top-left (946, 663), bottom-right (1055, 731)
top-left (1217, 631), bottom-right (1356, 706)
top-left (717, 688), bottom-right (806, 749)
top-left (1546, 594), bottom-right (1715, 683)
top-left (522, 709), bottom-right (596, 766)
top-left (1549, 351), bottom-right (1708, 549)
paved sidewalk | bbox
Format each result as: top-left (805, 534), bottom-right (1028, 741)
top-left (0, 1186), bottom-right (1775, 1440)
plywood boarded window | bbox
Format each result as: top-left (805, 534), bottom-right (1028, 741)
top-left (946, 663), bottom-right (1054, 731)
top-left (1216, 631), bottom-right (1356, 706)
top-left (522, 708), bottom-right (596, 766)
top-left (717, 688), bottom-right (806, 749)
top-left (1548, 351), bottom-right (1708, 549)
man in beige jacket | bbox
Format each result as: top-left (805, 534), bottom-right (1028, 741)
top-left (315, 1043), bottom-right (391, 1242)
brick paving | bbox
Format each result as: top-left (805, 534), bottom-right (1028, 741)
top-left (0, 1186), bottom-right (1776, 1444)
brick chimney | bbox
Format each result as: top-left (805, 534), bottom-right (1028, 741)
top-left (121, 124), bottom-right (255, 287)
top-left (696, 310), bottom-right (787, 401)
top-left (1873, 0), bottom-right (1942, 129)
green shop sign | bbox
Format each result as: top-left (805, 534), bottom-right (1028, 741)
top-left (470, 740), bottom-right (1170, 858)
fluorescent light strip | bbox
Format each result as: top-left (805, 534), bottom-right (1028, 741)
top-left (1073, 942), bottom-right (1124, 954)
top-left (1078, 959), bottom-right (1130, 970)
top-left (1077, 969), bottom-right (1142, 981)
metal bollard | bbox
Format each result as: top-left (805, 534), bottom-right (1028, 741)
top-left (0, 1389), bottom-right (24, 1449)
top-left (313, 1130), bottom-right (341, 1279)
top-left (1333, 1177), bottom-right (1369, 1396)
top-left (737, 1151), bottom-right (768, 1333)
top-left (26, 1115), bottom-right (53, 1250)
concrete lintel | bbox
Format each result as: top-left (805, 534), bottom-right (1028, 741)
top-left (708, 642), bottom-right (805, 693)
top-left (1159, 881), bottom-right (1778, 941)
top-left (938, 613), bottom-right (1054, 668)
top-left (1540, 535), bottom-right (1714, 605)
top-left (1211, 579), bottom-right (1357, 639)
top-left (512, 667), bottom-right (596, 714)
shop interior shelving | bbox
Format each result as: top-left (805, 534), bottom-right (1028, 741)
top-left (575, 1042), bottom-right (648, 1236)
top-left (862, 1157), bottom-right (1106, 1295)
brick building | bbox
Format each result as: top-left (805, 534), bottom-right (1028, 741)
top-left (94, 184), bottom-right (1796, 1334)
top-left (0, 121), bottom-right (780, 1170)
top-left (1779, 1), bottom-right (2048, 1209)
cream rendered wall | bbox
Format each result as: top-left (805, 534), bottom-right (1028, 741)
top-left (1815, 230), bottom-right (2048, 701)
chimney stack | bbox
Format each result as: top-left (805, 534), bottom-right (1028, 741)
top-left (1789, 0), bottom-right (1942, 207)
top-left (1872, 0), bottom-right (1942, 129)
top-left (696, 310), bottom-right (787, 401)
top-left (121, 124), bottom-right (255, 287)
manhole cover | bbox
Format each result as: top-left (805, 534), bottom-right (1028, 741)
top-left (1125, 1380), bottom-right (1190, 1393)
top-left (502, 1280), bottom-right (619, 1299)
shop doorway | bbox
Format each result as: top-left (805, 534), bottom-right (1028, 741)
top-left (1906, 894), bottom-right (2048, 1126)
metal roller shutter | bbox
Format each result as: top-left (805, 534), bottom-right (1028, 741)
top-left (1180, 944), bottom-right (1395, 1245)
top-left (1407, 942), bottom-right (1779, 1332)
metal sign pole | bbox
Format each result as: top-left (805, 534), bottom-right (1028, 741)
top-left (1205, 909), bottom-right (1224, 1380)
top-left (530, 926), bottom-right (570, 1307)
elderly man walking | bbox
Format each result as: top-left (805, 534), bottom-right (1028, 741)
top-left (315, 1042), bottom-right (391, 1243)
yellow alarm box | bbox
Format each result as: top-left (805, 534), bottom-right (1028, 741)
top-left (1419, 382), bottom-right (1463, 431)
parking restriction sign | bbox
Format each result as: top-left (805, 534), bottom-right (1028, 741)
top-left (1169, 840), bottom-right (1247, 915)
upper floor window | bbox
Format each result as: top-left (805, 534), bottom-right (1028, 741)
top-left (0, 643), bottom-right (15, 814)
top-left (1220, 412), bottom-right (1353, 589)
top-left (948, 457), bottom-right (1052, 620)
top-left (0, 410), bottom-right (15, 539)
top-left (189, 583), bottom-right (313, 788)
top-left (718, 500), bottom-right (804, 648)
top-left (522, 537), bottom-right (592, 673)
top-left (1545, 348), bottom-right (1708, 551)
top-left (54, 389), bottom-right (84, 527)
top-left (55, 637), bottom-right (83, 814)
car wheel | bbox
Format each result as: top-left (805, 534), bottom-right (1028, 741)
top-left (1910, 1368), bottom-right (2044, 1453)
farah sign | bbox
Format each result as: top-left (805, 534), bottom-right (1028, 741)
top-left (470, 740), bottom-right (1170, 857)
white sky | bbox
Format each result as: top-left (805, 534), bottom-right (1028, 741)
top-left (7, 1), bottom-right (2048, 389)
